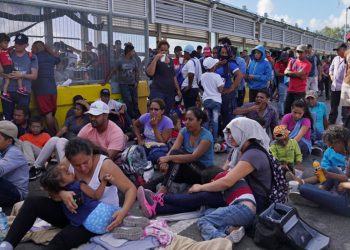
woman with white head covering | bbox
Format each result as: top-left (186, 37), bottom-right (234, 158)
top-left (189, 117), bottom-right (272, 213)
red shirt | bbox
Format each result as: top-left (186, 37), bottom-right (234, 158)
top-left (287, 58), bottom-right (312, 93)
top-left (0, 48), bottom-right (13, 66)
top-left (19, 132), bottom-right (51, 148)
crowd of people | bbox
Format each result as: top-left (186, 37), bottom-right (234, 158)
top-left (0, 31), bottom-right (350, 249)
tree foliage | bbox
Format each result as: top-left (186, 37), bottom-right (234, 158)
top-left (316, 26), bottom-right (345, 40)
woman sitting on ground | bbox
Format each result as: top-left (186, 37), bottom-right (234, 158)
top-left (281, 99), bottom-right (313, 157)
top-left (291, 125), bottom-right (350, 217)
top-left (56, 99), bottom-right (90, 140)
top-left (157, 107), bottom-right (215, 193)
top-left (133, 98), bottom-right (174, 163)
top-left (2, 138), bottom-right (136, 250)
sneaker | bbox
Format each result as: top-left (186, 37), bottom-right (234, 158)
top-left (311, 146), bottom-right (323, 157)
top-left (288, 191), bottom-right (319, 208)
top-left (113, 226), bottom-right (143, 240)
top-left (226, 226), bottom-right (245, 243)
top-left (0, 92), bottom-right (12, 102)
top-left (17, 87), bottom-right (29, 96)
top-left (137, 186), bottom-right (164, 218)
top-left (123, 215), bottom-right (150, 228)
top-left (29, 167), bottom-right (42, 181)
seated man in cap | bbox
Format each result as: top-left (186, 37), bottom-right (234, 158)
top-left (0, 121), bottom-right (28, 207)
top-left (99, 88), bottom-right (131, 132)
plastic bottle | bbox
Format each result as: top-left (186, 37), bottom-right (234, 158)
top-left (312, 160), bottom-right (326, 183)
top-left (143, 161), bottom-right (154, 182)
top-left (0, 207), bottom-right (9, 241)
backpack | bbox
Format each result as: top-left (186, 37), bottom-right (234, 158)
top-left (247, 143), bottom-right (288, 205)
top-left (120, 145), bottom-right (148, 187)
top-left (176, 59), bottom-right (197, 88)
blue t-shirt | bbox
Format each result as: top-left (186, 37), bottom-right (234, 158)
top-left (180, 127), bottom-right (214, 167)
top-left (62, 181), bottom-right (100, 227)
top-left (321, 147), bottom-right (346, 172)
top-left (7, 51), bottom-right (38, 93)
top-left (32, 51), bottom-right (60, 95)
top-left (309, 102), bottom-right (327, 133)
top-left (215, 61), bottom-right (240, 88)
top-left (306, 54), bottom-right (321, 77)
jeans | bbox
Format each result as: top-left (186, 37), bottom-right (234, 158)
top-left (34, 137), bottom-right (68, 168)
top-left (0, 177), bottom-right (21, 207)
top-left (322, 167), bottom-right (343, 191)
top-left (221, 91), bottom-right (236, 129)
top-left (5, 196), bottom-right (96, 249)
top-left (156, 191), bottom-right (226, 215)
top-left (277, 83), bottom-right (288, 116)
top-left (2, 91), bottom-right (31, 120)
top-left (284, 92), bottom-right (306, 114)
top-left (329, 91), bottom-right (346, 124)
top-left (203, 99), bottom-right (221, 141)
top-left (182, 88), bottom-right (199, 109)
top-left (119, 84), bottom-right (140, 120)
top-left (197, 203), bottom-right (255, 240)
top-left (300, 184), bottom-right (350, 217)
top-left (237, 88), bottom-right (246, 107)
top-left (149, 89), bottom-right (175, 115)
top-left (298, 140), bottom-right (311, 158)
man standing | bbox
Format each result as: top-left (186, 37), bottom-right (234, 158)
top-left (246, 45), bottom-right (272, 102)
top-left (31, 41), bottom-right (60, 136)
top-left (274, 52), bottom-right (290, 117)
top-left (0, 34), bottom-right (38, 120)
top-left (233, 90), bottom-right (278, 136)
top-left (305, 44), bottom-right (322, 91)
top-left (329, 42), bottom-right (346, 124)
top-left (284, 44), bottom-right (312, 114)
top-left (106, 43), bottom-right (140, 120)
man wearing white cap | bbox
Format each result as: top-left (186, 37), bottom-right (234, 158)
top-left (201, 57), bottom-right (224, 141)
top-left (0, 120), bottom-right (28, 206)
top-left (29, 101), bottom-right (127, 179)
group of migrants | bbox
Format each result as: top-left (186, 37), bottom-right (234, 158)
top-left (0, 32), bottom-right (349, 249)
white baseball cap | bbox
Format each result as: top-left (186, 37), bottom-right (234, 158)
top-left (86, 100), bottom-right (109, 116)
top-left (203, 57), bottom-right (219, 70)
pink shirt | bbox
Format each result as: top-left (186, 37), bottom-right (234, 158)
top-left (281, 113), bottom-right (311, 141)
top-left (78, 121), bottom-right (126, 152)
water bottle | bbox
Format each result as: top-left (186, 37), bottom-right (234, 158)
top-left (0, 207), bottom-right (9, 241)
top-left (143, 161), bottom-right (154, 182)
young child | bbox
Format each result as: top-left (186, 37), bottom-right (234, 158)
top-left (169, 114), bottom-right (181, 140)
top-left (270, 125), bottom-right (304, 177)
top-left (19, 116), bottom-right (51, 171)
top-left (0, 33), bottom-right (27, 102)
top-left (40, 164), bottom-right (148, 238)
top-left (201, 57), bottom-right (224, 142)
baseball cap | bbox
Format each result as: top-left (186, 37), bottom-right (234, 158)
top-left (203, 57), bottom-right (219, 70)
top-left (184, 44), bottom-right (195, 54)
top-left (100, 88), bottom-right (110, 96)
top-left (86, 100), bottom-right (109, 116)
top-left (0, 121), bottom-right (18, 139)
top-left (14, 33), bottom-right (28, 45)
top-left (273, 125), bottom-right (290, 139)
top-left (203, 47), bottom-right (212, 57)
top-left (296, 44), bottom-right (307, 52)
top-left (333, 42), bottom-right (347, 51)
top-left (305, 90), bottom-right (318, 99)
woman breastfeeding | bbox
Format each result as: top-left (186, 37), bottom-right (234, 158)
top-left (2, 138), bottom-right (136, 250)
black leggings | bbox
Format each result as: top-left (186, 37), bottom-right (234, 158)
top-left (5, 196), bottom-right (95, 250)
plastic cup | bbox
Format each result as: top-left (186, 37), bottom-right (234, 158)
top-left (289, 181), bottom-right (299, 193)
top-left (161, 54), bottom-right (166, 62)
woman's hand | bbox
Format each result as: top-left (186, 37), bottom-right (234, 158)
top-left (107, 209), bottom-right (128, 231)
top-left (150, 116), bottom-right (160, 128)
top-left (159, 155), bottom-right (171, 164)
top-left (189, 184), bottom-right (202, 193)
top-left (59, 190), bottom-right (78, 213)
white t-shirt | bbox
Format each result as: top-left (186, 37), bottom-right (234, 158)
top-left (181, 58), bottom-right (202, 89)
top-left (201, 72), bottom-right (224, 103)
top-left (108, 99), bottom-right (125, 112)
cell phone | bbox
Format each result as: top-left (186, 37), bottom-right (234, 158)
top-left (73, 192), bottom-right (84, 207)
